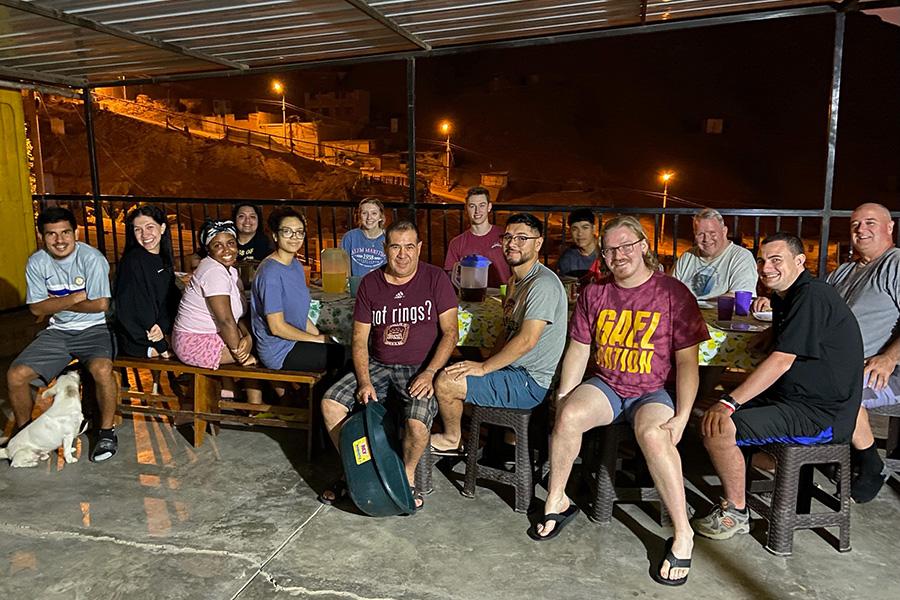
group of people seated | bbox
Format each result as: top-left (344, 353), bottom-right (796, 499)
top-left (4, 189), bottom-right (897, 586)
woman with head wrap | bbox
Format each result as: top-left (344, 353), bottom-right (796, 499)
top-left (172, 219), bottom-right (257, 370)
top-left (114, 205), bottom-right (180, 358)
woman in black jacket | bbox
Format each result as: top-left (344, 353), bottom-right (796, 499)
top-left (115, 205), bottom-right (180, 358)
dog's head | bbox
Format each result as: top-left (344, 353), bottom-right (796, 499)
top-left (43, 370), bottom-right (82, 407)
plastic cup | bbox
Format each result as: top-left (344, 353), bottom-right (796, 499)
top-left (734, 290), bottom-right (753, 316)
top-left (499, 284), bottom-right (507, 297)
top-left (717, 296), bottom-right (735, 321)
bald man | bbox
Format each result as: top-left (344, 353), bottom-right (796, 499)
top-left (827, 203), bottom-right (899, 502)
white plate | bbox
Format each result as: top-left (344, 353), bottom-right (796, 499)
top-left (715, 320), bottom-right (767, 333)
top-left (697, 300), bottom-right (714, 309)
top-left (753, 311), bottom-right (773, 322)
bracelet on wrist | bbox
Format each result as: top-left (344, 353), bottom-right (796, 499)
top-left (718, 393), bottom-right (739, 414)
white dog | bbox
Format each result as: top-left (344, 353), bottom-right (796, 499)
top-left (0, 371), bottom-right (84, 468)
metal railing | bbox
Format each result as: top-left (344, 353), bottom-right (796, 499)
top-left (33, 194), bottom-right (899, 277)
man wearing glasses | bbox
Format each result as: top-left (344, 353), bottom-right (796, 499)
top-left (533, 215), bottom-right (708, 587)
top-left (431, 213), bottom-right (567, 454)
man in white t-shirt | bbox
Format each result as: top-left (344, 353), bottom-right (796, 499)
top-left (672, 208), bottom-right (758, 299)
top-left (444, 187), bottom-right (511, 288)
top-left (5, 207), bottom-right (118, 462)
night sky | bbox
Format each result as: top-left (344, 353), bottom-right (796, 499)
top-left (134, 12), bottom-right (899, 212)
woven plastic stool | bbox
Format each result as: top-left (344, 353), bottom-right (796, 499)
top-left (746, 443), bottom-right (851, 556)
top-left (868, 403), bottom-right (900, 474)
top-left (582, 422), bottom-right (670, 526)
top-left (461, 406), bottom-right (537, 513)
top-left (415, 443), bottom-right (434, 495)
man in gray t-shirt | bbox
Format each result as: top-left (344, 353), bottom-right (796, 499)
top-left (6, 207), bottom-right (119, 463)
top-left (826, 202), bottom-right (899, 502)
top-left (431, 213), bottom-right (567, 453)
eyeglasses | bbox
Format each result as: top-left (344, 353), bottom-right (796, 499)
top-left (600, 239), bottom-right (643, 259)
top-left (278, 227), bottom-right (305, 239)
top-left (500, 234), bottom-right (540, 246)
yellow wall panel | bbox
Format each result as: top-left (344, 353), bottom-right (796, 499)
top-left (0, 90), bottom-right (37, 310)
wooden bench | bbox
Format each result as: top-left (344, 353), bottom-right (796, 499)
top-left (113, 357), bottom-right (324, 459)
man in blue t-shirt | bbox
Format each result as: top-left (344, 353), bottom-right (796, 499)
top-left (5, 207), bottom-right (119, 462)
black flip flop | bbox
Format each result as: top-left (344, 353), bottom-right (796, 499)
top-left (650, 537), bottom-right (691, 586)
top-left (526, 504), bottom-right (579, 541)
top-left (317, 479), bottom-right (348, 505)
top-left (411, 487), bottom-right (425, 513)
top-left (429, 443), bottom-right (466, 457)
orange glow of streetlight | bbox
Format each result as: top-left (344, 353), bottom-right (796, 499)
top-left (272, 80), bottom-right (284, 94)
top-left (659, 170), bottom-right (675, 248)
top-left (439, 120), bottom-right (452, 136)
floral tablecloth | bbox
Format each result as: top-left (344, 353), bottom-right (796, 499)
top-left (309, 290), bottom-right (504, 348)
top-left (698, 308), bottom-right (768, 370)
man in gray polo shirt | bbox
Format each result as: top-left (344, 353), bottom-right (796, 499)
top-left (432, 213), bottom-right (567, 453)
top-left (5, 207), bottom-right (119, 462)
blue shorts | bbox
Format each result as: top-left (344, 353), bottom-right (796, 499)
top-left (465, 366), bottom-right (548, 410)
top-left (583, 377), bottom-right (674, 424)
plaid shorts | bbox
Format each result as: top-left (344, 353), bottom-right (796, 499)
top-left (324, 359), bottom-right (437, 427)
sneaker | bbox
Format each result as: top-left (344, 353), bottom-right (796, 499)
top-left (692, 499), bottom-right (751, 540)
top-left (851, 468), bottom-right (889, 504)
top-left (90, 430), bottom-right (118, 463)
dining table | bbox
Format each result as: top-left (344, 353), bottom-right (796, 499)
top-left (697, 304), bottom-right (770, 370)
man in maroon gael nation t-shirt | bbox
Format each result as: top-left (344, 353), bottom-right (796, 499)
top-left (529, 216), bottom-right (708, 588)
top-left (443, 186), bottom-right (510, 287)
top-left (320, 221), bottom-right (458, 510)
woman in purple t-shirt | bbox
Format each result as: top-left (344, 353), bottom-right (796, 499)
top-left (251, 208), bottom-right (345, 372)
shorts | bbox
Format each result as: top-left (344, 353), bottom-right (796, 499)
top-left (12, 323), bottom-right (115, 384)
top-left (324, 359), bottom-right (437, 427)
top-left (281, 341), bottom-right (346, 372)
top-left (732, 397), bottom-right (836, 446)
top-left (862, 368), bottom-right (900, 409)
top-left (465, 366), bottom-right (548, 409)
top-left (172, 329), bottom-right (225, 370)
top-left (583, 377), bottom-right (675, 424)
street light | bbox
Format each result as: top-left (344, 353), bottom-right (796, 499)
top-left (272, 80), bottom-right (286, 144)
top-left (659, 170), bottom-right (675, 247)
top-left (439, 120), bottom-right (452, 188)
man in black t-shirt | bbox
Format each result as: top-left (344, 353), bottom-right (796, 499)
top-left (693, 232), bottom-right (863, 541)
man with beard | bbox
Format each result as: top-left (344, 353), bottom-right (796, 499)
top-left (431, 213), bottom-right (567, 453)
top-left (5, 207), bottom-right (118, 462)
top-left (534, 215), bottom-right (708, 587)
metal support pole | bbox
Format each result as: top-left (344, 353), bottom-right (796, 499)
top-left (406, 57), bottom-right (417, 220)
top-left (83, 88), bottom-right (106, 255)
top-left (818, 12), bottom-right (845, 277)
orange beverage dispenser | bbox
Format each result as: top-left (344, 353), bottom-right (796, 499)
top-left (321, 248), bottom-right (350, 293)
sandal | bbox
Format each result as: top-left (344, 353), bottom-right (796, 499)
top-left (411, 487), bottom-right (424, 513)
top-left (650, 537), bottom-right (692, 586)
top-left (526, 504), bottom-right (579, 541)
top-left (90, 430), bottom-right (118, 463)
top-left (317, 478), bottom-right (348, 505)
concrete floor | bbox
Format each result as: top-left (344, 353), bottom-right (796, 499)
top-left (1, 308), bottom-right (899, 600)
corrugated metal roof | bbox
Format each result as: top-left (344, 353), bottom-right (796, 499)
top-left (0, 0), bottom-right (841, 88)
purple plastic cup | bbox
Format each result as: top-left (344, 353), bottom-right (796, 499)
top-left (717, 296), bottom-right (735, 321)
top-left (734, 290), bottom-right (753, 316)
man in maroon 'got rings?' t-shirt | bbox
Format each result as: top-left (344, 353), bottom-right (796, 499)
top-left (320, 221), bottom-right (458, 510)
